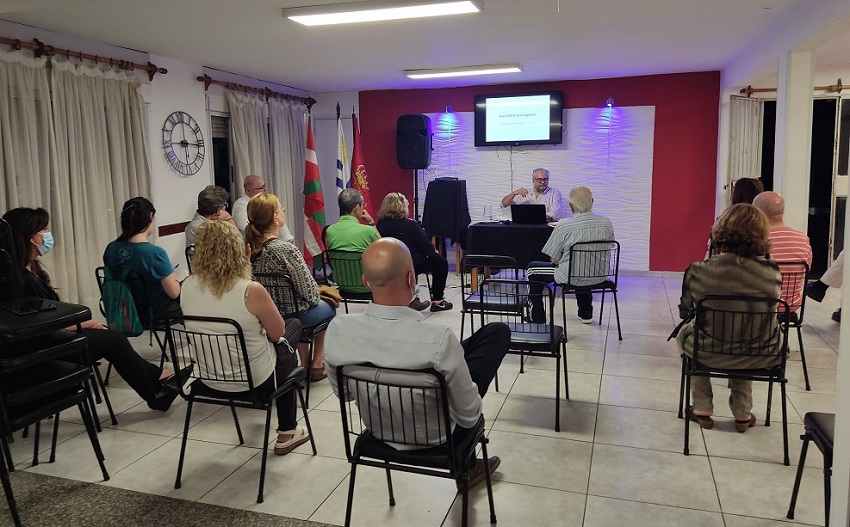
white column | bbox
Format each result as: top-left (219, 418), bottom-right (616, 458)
top-left (832, 205), bottom-right (850, 525)
top-left (714, 92), bottom-right (732, 217)
top-left (772, 50), bottom-right (814, 232)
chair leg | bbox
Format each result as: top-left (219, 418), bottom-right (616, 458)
top-left (49, 413), bottom-right (60, 463)
top-left (31, 420), bottom-right (40, 467)
top-left (562, 342), bottom-right (570, 401)
top-left (786, 433), bottom-right (810, 519)
top-left (344, 463), bottom-right (357, 527)
top-left (174, 399), bottom-right (194, 489)
top-left (677, 358), bottom-right (686, 419)
top-left (481, 437), bottom-right (497, 524)
top-left (0, 437), bottom-right (14, 473)
top-left (230, 404), bottom-right (244, 445)
top-left (683, 373), bottom-right (691, 456)
top-left (257, 406), bottom-right (273, 503)
top-left (598, 291), bottom-right (605, 325)
top-left (84, 381), bottom-right (103, 433)
top-left (0, 442), bottom-right (21, 527)
top-left (796, 326), bottom-right (810, 391)
top-left (824, 464), bottom-right (832, 527)
top-left (555, 348), bottom-right (561, 433)
top-left (77, 402), bottom-right (109, 481)
top-left (103, 362), bottom-right (113, 386)
top-left (460, 312), bottom-right (466, 341)
top-left (780, 381), bottom-right (789, 466)
top-left (460, 470), bottom-right (469, 527)
top-left (765, 381), bottom-right (773, 427)
top-left (384, 461), bottom-right (395, 506)
top-left (613, 292), bottom-right (622, 341)
top-left (296, 387), bottom-right (318, 455)
top-left (93, 365), bottom-right (117, 425)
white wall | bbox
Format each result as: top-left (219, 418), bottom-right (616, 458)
top-left (145, 55), bottom-right (213, 275)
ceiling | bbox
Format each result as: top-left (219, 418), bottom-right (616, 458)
top-left (0, 0), bottom-right (846, 93)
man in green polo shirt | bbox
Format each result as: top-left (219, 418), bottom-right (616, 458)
top-left (326, 189), bottom-right (379, 251)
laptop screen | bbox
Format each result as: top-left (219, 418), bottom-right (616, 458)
top-left (510, 204), bottom-right (547, 224)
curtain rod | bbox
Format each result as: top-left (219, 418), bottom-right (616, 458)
top-left (0, 36), bottom-right (167, 81)
top-left (197, 74), bottom-right (316, 110)
top-left (739, 78), bottom-right (844, 97)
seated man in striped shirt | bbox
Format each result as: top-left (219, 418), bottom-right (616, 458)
top-left (526, 186), bottom-right (614, 324)
top-left (752, 191), bottom-right (812, 313)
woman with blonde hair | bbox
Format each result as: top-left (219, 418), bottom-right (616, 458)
top-left (376, 192), bottom-right (452, 312)
top-left (246, 193), bottom-right (335, 382)
top-left (677, 203), bottom-right (782, 433)
top-left (180, 220), bottom-right (310, 455)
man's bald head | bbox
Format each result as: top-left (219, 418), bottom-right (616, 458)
top-left (243, 175), bottom-right (266, 197)
top-left (362, 238), bottom-right (415, 305)
top-left (752, 191), bottom-right (784, 224)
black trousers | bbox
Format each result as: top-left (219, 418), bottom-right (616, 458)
top-left (527, 261), bottom-right (593, 321)
top-left (80, 328), bottom-right (162, 401)
top-left (414, 253), bottom-right (449, 301)
top-left (452, 322), bottom-right (511, 451)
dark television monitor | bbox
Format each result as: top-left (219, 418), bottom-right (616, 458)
top-left (474, 91), bottom-right (563, 147)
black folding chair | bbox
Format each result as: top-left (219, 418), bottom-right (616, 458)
top-left (556, 240), bottom-right (621, 341)
top-left (0, 329), bottom-right (111, 527)
top-left (337, 363), bottom-right (497, 527)
top-left (95, 266), bottom-right (170, 371)
top-left (678, 295), bottom-right (791, 465)
top-left (459, 255), bottom-right (519, 340)
top-left (775, 260), bottom-right (811, 391)
top-left (185, 244), bottom-right (195, 274)
top-left (166, 315), bottom-right (316, 503)
top-left (478, 279), bottom-right (568, 431)
top-left (254, 272), bottom-right (334, 404)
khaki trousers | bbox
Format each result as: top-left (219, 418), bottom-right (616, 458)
top-left (690, 377), bottom-right (753, 420)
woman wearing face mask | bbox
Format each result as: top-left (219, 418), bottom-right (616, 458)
top-left (2, 207), bottom-right (180, 411)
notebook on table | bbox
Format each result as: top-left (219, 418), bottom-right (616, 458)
top-left (510, 204), bottom-right (547, 224)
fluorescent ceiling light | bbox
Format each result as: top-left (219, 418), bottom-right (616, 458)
top-left (284, 0), bottom-right (481, 26)
top-left (404, 64), bottom-right (522, 79)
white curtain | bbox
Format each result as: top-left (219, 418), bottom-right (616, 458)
top-left (269, 98), bottom-right (307, 245)
top-left (49, 60), bottom-right (151, 307)
top-left (0, 50), bottom-right (52, 212)
top-left (227, 91), bottom-right (271, 199)
top-left (728, 95), bottom-right (763, 205)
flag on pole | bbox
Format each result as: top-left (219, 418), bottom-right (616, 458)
top-left (335, 103), bottom-right (349, 195)
top-left (350, 111), bottom-right (375, 219)
top-left (303, 116), bottom-right (326, 270)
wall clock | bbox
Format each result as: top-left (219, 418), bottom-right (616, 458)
top-left (162, 111), bottom-right (205, 176)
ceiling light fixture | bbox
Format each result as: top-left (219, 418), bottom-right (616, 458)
top-left (284, 0), bottom-right (481, 27)
top-left (404, 63), bottom-right (521, 79)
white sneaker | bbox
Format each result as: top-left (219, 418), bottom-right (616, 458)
top-left (577, 315), bottom-right (593, 325)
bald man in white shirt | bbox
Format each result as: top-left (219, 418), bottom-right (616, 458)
top-left (233, 175), bottom-right (294, 242)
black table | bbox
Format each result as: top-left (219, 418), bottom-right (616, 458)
top-left (0, 298), bottom-right (91, 343)
top-left (466, 222), bottom-right (554, 268)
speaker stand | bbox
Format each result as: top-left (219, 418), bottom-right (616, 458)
top-left (413, 168), bottom-right (422, 224)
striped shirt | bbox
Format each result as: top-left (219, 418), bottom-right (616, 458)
top-left (539, 211), bottom-right (614, 285)
top-left (509, 186), bottom-right (564, 221)
top-left (768, 224), bottom-right (812, 311)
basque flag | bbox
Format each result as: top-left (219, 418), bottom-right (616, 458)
top-left (302, 116), bottom-right (326, 269)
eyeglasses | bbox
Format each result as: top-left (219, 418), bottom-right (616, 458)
top-left (249, 185), bottom-right (267, 192)
top-left (533, 178), bottom-right (549, 182)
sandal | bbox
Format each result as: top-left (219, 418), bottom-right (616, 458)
top-left (735, 414), bottom-right (756, 433)
top-left (274, 426), bottom-right (310, 455)
top-left (687, 406), bottom-right (714, 430)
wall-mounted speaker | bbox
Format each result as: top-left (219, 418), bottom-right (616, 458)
top-left (396, 114), bottom-right (432, 169)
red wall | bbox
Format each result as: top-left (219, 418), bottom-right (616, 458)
top-left (358, 71), bottom-right (720, 272)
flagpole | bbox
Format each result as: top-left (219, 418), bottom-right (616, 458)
top-left (413, 168), bottom-right (421, 224)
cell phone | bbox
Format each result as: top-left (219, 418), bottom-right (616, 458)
top-left (2, 299), bottom-right (58, 316)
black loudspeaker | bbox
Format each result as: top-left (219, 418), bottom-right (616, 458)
top-left (396, 114), bottom-right (432, 169)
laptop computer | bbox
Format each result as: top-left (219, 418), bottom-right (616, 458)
top-left (510, 204), bottom-right (547, 224)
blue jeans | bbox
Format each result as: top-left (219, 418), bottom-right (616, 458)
top-left (298, 299), bottom-right (336, 331)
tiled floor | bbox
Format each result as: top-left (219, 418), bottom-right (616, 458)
top-left (9, 272), bottom-right (841, 526)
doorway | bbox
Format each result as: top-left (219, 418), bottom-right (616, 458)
top-left (760, 98), bottom-right (839, 278)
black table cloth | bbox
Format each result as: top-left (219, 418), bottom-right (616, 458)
top-left (466, 222), bottom-right (554, 268)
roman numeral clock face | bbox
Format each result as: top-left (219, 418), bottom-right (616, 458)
top-left (162, 111), bottom-right (205, 176)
